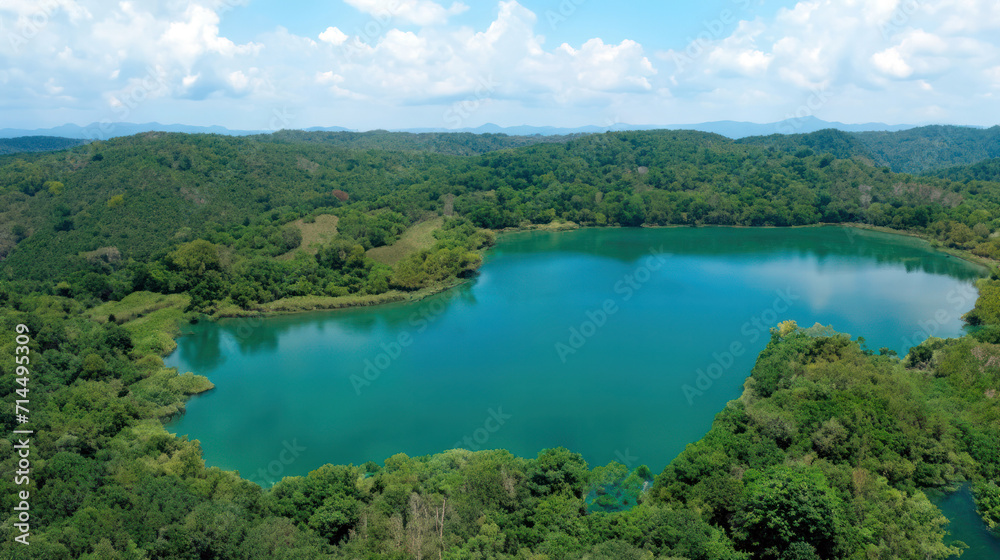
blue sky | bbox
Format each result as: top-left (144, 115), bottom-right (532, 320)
top-left (216, 0), bottom-right (788, 53)
top-left (1, 0), bottom-right (998, 131)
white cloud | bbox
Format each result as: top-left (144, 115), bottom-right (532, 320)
top-left (319, 26), bottom-right (348, 45)
top-left (159, 4), bottom-right (260, 67)
top-left (44, 77), bottom-right (63, 94)
top-left (1, 0), bottom-right (999, 129)
top-left (0, 0), bottom-right (91, 22)
top-left (228, 70), bottom-right (249, 91)
top-left (306, 0), bottom-right (656, 108)
top-left (316, 71), bottom-right (342, 85)
top-left (872, 47), bottom-right (914, 78)
top-left (556, 39), bottom-right (656, 92)
top-left (658, 0), bottom-right (1000, 124)
top-left (377, 29), bottom-right (429, 63)
top-left (343, 0), bottom-right (468, 26)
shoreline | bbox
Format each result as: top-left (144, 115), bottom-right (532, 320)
top-left (158, 222), bottom-right (994, 356)
top-left (496, 220), bottom-right (995, 270)
top-left (158, 223), bottom-right (999, 536)
top-left (209, 276), bottom-right (473, 320)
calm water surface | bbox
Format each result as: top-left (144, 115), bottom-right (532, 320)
top-left (165, 227), bottom-right (985, 484)
top-left (934, 486), bottom-right (1000, 559)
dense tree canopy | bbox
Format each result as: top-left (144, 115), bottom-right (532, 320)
top-left (2, 127), bottom-right (1000, 558)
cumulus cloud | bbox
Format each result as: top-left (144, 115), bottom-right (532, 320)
top-left (0, 0), bottom-right (999, 129)
top-left (310, 0), bottom-right (656, 107)
top-left (159, 4), bottom-right (260, 67)
top-left (872, 47), bottom-right (914, 79)
top-left (556, 39), bottom-right (656, 93)
top-left (659, 0), bottom-right (1000, 123)
top-left (318, 26), bottom-right (348, 45)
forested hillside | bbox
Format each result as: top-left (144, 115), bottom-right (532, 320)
top-left (5, 128), bottom-right (1000, 312)
top-left (0, 136), bottom-right (87, 156)
top-left (929, 158), bottom-right (1000, 183)
top-left (266, 129), bottom-right (580, 155)
top-left (2, 128), bottom-right (1000, 559)
top-left (739, 125), bottom-right (1000, 174)
top-left (3, 299), bottom-right (998, 559)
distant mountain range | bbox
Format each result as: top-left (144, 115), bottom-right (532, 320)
top-left (0, 117), bottom-right (928, 142)
top-left (403, 117), bottom-right (920, 138)
top-left (0, 122), bottom-right (354, 140)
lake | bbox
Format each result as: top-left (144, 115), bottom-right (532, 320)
top-left (934, 485), bottom-right (1000, 559)
top-left (165, 226), bottom-right (985, 486)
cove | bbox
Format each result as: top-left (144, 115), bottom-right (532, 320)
top-left (934, 485), bottom-right (1000, 559)
top-left (165, 226), bottom-right (985, 485)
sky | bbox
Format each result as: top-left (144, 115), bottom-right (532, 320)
top-left (0, 0), bottom-right (998, 131)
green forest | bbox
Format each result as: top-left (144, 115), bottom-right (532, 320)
top-left (0, 137), bottom-right (87, 157)
top-left (2, 126), bottom-right (1000, 559)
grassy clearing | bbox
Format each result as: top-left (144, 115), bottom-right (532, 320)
top-left (278, 214), bottom-right (340, 259)
top-left (88, 291), bottom-right (192, 355)
top-left (367, 216), bottom-right (444, 266)
top-left (499, 220), bottom-right (580, 234)
top-left (213, 276), bottom-right (470, 318)
top-left (214, 291), bottom-right (410, 317)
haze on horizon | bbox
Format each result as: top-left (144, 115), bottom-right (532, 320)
top-left (1, 0), bottom-right (998, 132)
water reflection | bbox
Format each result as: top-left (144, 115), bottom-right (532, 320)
top-left (494, 227), bottom-right (985, 281)
top-left (164, 226), bottom-right (987, 480)
top-left (172, 283), bottom-right (477, 369)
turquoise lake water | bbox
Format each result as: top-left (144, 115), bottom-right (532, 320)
top-left (933, 486), bottom-right (1000, 558)
top-left (165, 226), bottom-right (985, 485)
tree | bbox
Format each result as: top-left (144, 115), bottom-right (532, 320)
top-left (317, 238), bottom-right (363, 270)
top-left (619, 194), bottom-right (647, 227)
top-left (308, 494), bottom-right (361, 544)
top-left (528, 447), bottom-right (591, 498)
top-left (78, 273), bottom-right (112, 300)
top-left (947, 222), bottom-right (974, 247)
top-left (81, 353), bottom-right (107, 378)
top-left (45, 180), bottom-right (64, 195)
top-left (280, 225), bottom-right (303, 252)
top-left (102, 322), bottom-right (134, 354)
top-left (732, 466), bottom-right (847, 560)
top-left (169, 240), bottom-right (222, 276)
top-left (11, 224), bottom-right (27, 242)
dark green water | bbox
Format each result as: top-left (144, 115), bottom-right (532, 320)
top-left (165, 227), bottom-right (985, 487)
top-left (933, 486), bottom-right (1000, 558)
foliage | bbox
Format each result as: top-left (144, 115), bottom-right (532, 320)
top-left (2, 128), bottom-right (1000, 558)
top-left (651, 329), bottom-right (1000, 560)
top-left (0, 136), bottom-right (86, 155)
top-left (740, 125), bottom-right (1000, 174)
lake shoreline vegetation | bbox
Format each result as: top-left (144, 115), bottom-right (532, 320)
top-left (2, 127), bottom-right (1000, 558)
